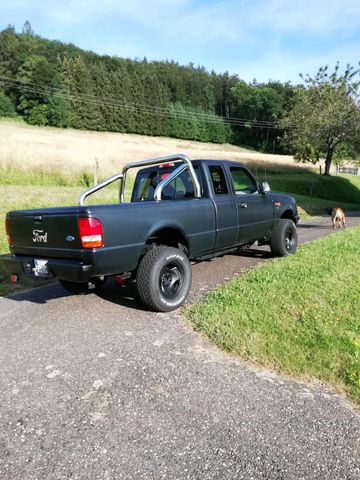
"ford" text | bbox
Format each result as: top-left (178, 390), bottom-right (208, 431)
top-left (32, 229), bottom-right (48, 243)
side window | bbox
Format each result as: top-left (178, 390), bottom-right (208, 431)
top-left (208, 166), bottom-right (228, 195)
top-left (230, 167), bottom-right (258, 194)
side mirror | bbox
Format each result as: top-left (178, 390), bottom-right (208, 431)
top-left (261, 181), bottom-right (271, 193)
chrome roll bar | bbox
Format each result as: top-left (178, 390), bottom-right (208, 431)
top-left (154, 163), bottom-right (188, 201)
top-left (79, 154), bottom-right (201, 205)
top-left (79, 172), bottom-right (124, 206)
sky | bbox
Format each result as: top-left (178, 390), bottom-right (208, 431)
top-left (1, 0), bottom-right (360, 83)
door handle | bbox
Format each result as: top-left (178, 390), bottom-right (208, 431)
top-left (239, 202), bottom-right (248, 208)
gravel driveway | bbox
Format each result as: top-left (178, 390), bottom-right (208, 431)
top-left (0, 214), bottom-right (359, 480)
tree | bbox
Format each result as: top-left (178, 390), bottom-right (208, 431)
top-left (15, 54), bottom-right (68, 127)
top-left (59, 55), bottom-right (102, 130)
top-left (0, 91), bottom-right (16, 117)
top-left (281, 64), bottom-right (360, 175)
top-left (47, 93), bottom-right (69, 127)
top-left (230, 80), bottom-right (284, 150)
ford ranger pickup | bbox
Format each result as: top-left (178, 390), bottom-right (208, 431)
top-left (2, 154), bottom-right (300, 311)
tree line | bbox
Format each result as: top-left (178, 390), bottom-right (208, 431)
top-left (0, 23), bottom-right (295, 151)
top-left (2, 23), bottom-right (360, 172)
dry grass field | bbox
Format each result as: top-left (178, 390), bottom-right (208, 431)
top-left (0, 119), bottom-right (314, 178)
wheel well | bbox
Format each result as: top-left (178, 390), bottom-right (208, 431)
top-left (145, 228), bottom-right (189, 255)
top-left (281, 209), bottom-right (296, 223)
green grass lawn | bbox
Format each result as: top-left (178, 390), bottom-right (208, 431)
top-left (187, 226), bottom-right (360, 404)
top-left (240, 162), bottom-right (360, 216)
top-left (292, 194), bottom-right (359, 219)
top-left (254, 167), bottom-right (360, 206)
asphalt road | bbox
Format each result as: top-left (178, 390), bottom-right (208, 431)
top-left (1, 215), bottom-right (360, 480)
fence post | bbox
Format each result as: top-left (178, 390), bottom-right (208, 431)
top-left (310, 180), bottom-right (314, 197)
top-left (94, 159), bottom-right (99, 186)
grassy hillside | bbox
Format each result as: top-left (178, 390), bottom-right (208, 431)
top-left (253, 166), bottom-right (360, 216)
top-left (0, 119), bottom-right (307, 179)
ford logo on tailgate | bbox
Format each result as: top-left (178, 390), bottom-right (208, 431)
top-left (32, 229), bottom-right (48, 243)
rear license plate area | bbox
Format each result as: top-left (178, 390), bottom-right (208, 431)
top-left (33, 259), bottom-right (52, 278)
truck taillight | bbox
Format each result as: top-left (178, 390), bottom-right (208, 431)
top-left (78, 218), bottom-right (104, 249)
top-left (5, 219), bottom-right (11, 246)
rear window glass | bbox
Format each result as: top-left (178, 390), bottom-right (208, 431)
top-left (132, 167), bottom-right (200, 201)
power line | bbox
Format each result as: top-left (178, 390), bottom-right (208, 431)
top-left (0, 76), bottom-right (281, 130)
top-left (0, 77), bottom-right (280, 129)
top-left (0, 74), bottom-right (279, 126)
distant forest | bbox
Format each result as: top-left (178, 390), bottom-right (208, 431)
top-left (0, 22), bottom-right (298, 152)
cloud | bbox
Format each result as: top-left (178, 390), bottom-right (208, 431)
top-left (4, 0), bottom-right (360, 43)
top-left (41, 0), bottom-right (188, 27)
top-left (1, 0), bottom-right (251, 42)
top-left (1, 0), bottom-right (360, 82)
top-left (255, 0), bottom-right (360, 35)
top-left (228, 40), bottom-right (360, 83)
top-left (3, 0), bottom-right (360, 36)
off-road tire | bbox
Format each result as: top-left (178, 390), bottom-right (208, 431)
top-left (59, 277), bottom-right (105, 295)
top-left (136, 245), bottom-right (192, 312)
top-left (270, 219), bottom-right (298, 257)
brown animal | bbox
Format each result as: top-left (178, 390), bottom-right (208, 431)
top-left (329, 208), bottom-right (346, 229)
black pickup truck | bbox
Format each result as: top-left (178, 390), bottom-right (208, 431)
top-left (2, 155), bottom-right (300, 311)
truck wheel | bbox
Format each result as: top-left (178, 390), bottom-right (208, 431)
top-left (270, 219), bottom-right (298, 257)
top-left (59, 277), bottom-right (105, 295)
top-left (136, 246), bottom-right (192, 312)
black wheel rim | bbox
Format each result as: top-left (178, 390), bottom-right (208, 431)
top-left (159, 262), bottom-right (183, 300)
top-left (285, 227), bottom-right (295, 252)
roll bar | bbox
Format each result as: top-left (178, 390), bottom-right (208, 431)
top-left (79, 154), bottom-right (201, 206)
top-left (154, 163), bottom-right (188, 201)
top-left (78, 172), bottom-right (124, 206)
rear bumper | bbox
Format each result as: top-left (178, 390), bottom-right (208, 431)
top-left (1, 254), bottom-right (94, 282)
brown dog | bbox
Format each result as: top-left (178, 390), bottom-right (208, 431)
top-left (329, 208), bottom-right (346, 229)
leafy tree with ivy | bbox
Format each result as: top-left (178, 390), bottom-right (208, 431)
top-left (281, 64), bottom-right (360, 175)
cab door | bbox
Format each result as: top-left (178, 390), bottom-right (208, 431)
top-left (207, 164), bottom-right (238, 249)
top-left (227, 166), bottom-right (274, 242)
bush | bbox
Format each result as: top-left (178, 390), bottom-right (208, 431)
top-left (27, 104), bottom-right (49, 126)
top-left (0, 92), bottom-right (16, 117)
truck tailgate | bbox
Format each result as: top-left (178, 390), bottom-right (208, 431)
top-left (7, 207), bottom-right (82, 260)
